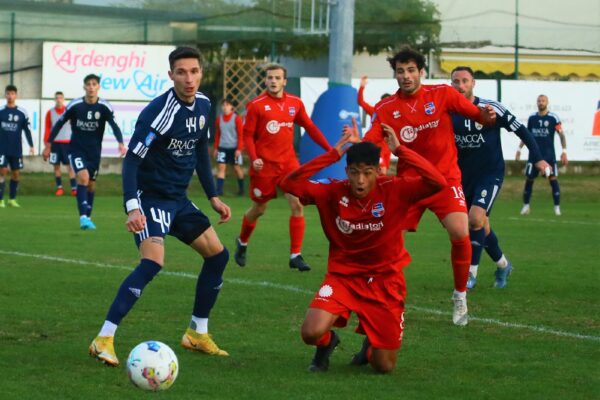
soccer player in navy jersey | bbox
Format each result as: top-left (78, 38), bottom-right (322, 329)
top-left (451, 67), bottom-right (550, 289)
top-left (0, 85), bottom-right (34, 208)
top-left (516, 94), bottom-right (568, 216)
top-left (43, 74), bottom-right (126, 230)
top-left (89, 47), bottom-right (232, 367)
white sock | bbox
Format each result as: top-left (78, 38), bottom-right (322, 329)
top-left (469, 265), bottom-right (479, 278)
top-left (98, 320), bottom-right (118, 337)
top-left (496, 255), bottom-right (508, 268)
top-left (80, 215), bottom-right (87, 221)
top-left (453, 290), bottom-right (466, 299)
top-left (191, 316), bottom-right (208, 334)
top-left (237, 238), bottom-right (247, 246)
top-left (290, 253), bottom-right (301, 259)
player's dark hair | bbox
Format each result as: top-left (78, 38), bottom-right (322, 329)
top-left (169, 46), bottom-right (202, 70)
top-left (346, 142), bottom-right (381, 167)
top-left (387, 46), bottom-right (426, 71)
top-left (263, 63), bottom-right (287, 79)
top-left (451, 66), bottom-right (474, 77)
top-left (5, 84), bottom-right (17, 93)
top-left (83, 74), bottom-right (100, 84)
top-left (55, 91), bottom-right (64, 96)
top-left (381, 93), bottom-right (391, 100)
top-left (222, 98), bottom-right (233, 105)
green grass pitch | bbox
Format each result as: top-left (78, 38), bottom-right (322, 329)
top-left (0, 174), bottom-right (598, 399)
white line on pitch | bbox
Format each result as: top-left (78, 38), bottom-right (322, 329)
top-left (1, 249), bottom-right (599, 343)
top-left (508, 216), bottom-right (600, 226)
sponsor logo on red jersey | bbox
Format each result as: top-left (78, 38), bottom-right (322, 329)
top-left (335, 216), bottom-right (384, 234)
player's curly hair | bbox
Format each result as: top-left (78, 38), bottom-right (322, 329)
top-left (346, 142), bottom-right (381, 167)
top-left (387, 46), bottom-right (426, 71)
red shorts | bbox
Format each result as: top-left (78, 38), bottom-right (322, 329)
top-left (403, 181), bottom-right (467, 232)
top-left (309, 272), bottom-right (406, 350)
top-left (249, 160), bottom-right (300, 203)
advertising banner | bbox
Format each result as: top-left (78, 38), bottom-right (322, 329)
top-left (42, 42), bottom-right (175, 101)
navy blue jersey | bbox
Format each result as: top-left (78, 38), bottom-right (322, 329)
top-left (527, 112), bottom-right (561, 162)
top-left (0, 105), bottom-right (33, 156)
top-left (123, 88), bottom-right (216, 204)
top-left (452, 97), bottom-right (521, 183)
top-left (50, 97), bottom-right (123, 161)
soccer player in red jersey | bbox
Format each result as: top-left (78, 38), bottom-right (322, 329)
top-left (358, 75), bottom-right (392, 175)
top-left (356, 47), bottom-right (496, 326)
top-left (280, 125), bottom-right (446, 373)
top-left (234, 64), bottom-right (332, 271)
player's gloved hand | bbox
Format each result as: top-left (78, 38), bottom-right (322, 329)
top-left (342, 117), bottom-right (361, 143)
top-left (42, 144), bottom-right (51, 161)
top-left (126, 209), bottom-right (146, 233)
top-left (535, 160), bottom-right (551, 177)
top-left (210, 197), bottom-right (231, 224)
top-left (252, 158), bottom-right (264, 171)
top-left (381, 123), bottom-right (400, 152)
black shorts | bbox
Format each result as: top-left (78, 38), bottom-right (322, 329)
top-left (69, 153), bottom-right (99, 180)
top-left (464, 175), bottom-right (503, 216)
top-left (216, 147), bottom-right (243, 166)
top-left (133, 193), bottom-right (212, 247)
top-left (50, 143), bottom-right (70, 166)
top-left (0, 154), bottom-right (23, 170)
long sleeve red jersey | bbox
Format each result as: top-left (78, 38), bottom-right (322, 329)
top-left (280, 146), bottom-right (446, 276)
top-left (364, 84), bottom-right (482, 182)
top-left (243, 92), bottom-right (332, 170)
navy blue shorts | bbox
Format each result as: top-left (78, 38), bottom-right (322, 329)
top-left (464, 176), bottom-right (503, 216)
top-left (0, 154), bottom-right (23, 170)
top-left (49, 143), bottom-right (70, 166)
top-left (69, 152), bottom-right (99, 180)
top-left (134, 194), bottom-right (212, 247)
top-left (526, 160), bottom-right (558, 179)
top-left (216, 147), bottom-right (243, 166)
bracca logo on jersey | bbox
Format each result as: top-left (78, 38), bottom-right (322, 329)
top-left (167, 138), bottom-right (198, 156)
top-left (454, 133), bottom-right (486, 148)
top-left (76, 119), bottom-right (100, 131)
top-left (0, 121), bottom-right (19, 131)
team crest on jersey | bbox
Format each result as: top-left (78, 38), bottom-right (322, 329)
top-left (400, 126), bottom-right (417, 142)
top-left (475, 122), bottom-right (483, 130)
top-left (199, 115), bottom-right (206, 129)
top-left (288, 107), bottom-right (296, 116)
top-left (424, 102), bottom-right (436, 115)
top-left (544, 120), bottom-right (549, 127)
top-left (264, 105), bottom-right (271, 111)
top-left (145, 132), bottom-right (156, 146)
top-left (94, 111), bottom-right (101, 120)
top-left (393, 110), bottom-right (401, 119)
top-left (372, 202), bottom-right (385, 218)
top-left (266, 120), bottom-right (280, 134)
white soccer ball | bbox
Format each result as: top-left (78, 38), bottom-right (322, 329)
top-left (126, 341), bottom-right (179, 391)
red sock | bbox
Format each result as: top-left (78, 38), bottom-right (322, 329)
top-left (366, 346), bottom-right (373, 363)
top-left (239, 215), bottom-right (257, 244)
top-left (315, 331), bottom-right (331, 347)
top-left (451, 236), bottom-right (471, 292)
top-left (289, 216), bottom-right (305, 254)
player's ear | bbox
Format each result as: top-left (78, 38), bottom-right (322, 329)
top-left (168, 70), bottom-right (174, 81)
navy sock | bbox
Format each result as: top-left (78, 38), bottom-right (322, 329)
top-left (9, 180), bottom-right (18, 199)
top-left (76, 184), bottom-right (88, 216)
top-left (193, 248), bottom-right (229, 318)
top-left (105, 259), bottom-right (162, 325)
top-left (87, 191), bottom-right (95, 217)
top-left (484, 229), bottom-right (503, 262)
top-left (70, 178), bottom-right (77, 190)
top-left (550, 179), bottom-right (560, 206)
top-left (55, 176), bottom-right (62, 188)
top-left (523, 179), bottom-right (534, 204)
top-left (237, 178), bottom-right (244, 193)
top-left (216, 178), bottom-right (224, 195)
top-left (0, 180), bottom-right (5, 200)
top-left (469, 228), bottom-right (486, 266)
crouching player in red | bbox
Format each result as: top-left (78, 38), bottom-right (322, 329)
top-left (280, 124), bottom-right (446, 373)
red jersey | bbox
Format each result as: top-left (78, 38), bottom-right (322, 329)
top-left (357, 86), bottom-right (375, 116)
top-left (243, 91), bottom-right (331, 171)
top-left (280, 146), bottom-right (446, 276)
top-left (363, 84), bottom-right (482, 182)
